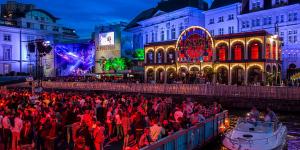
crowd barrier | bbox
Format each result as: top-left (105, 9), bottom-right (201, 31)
top-left (7, 82), bottom-right (300, 100)
top-left (141, 111), bottom-right (228, 150)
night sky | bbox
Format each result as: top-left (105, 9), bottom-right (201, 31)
top-left (1, 0), bottom-right (212, 39)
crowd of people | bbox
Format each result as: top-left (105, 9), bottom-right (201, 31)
top-left (0, 89), bottom-right (223, 150)
top-left (43, 76), bottom-right (142, 83)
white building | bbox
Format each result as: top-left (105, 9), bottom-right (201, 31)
top-left (125, 0), bottom-right (209, 50)
top-left (0, 1), bottom-right (78, 76)
top-left (238, 0), bottom-right (300, 79)
top-left (204, 1), bottom-right (242, 36)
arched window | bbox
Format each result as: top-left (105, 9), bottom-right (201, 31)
top-left (167, 49), bottom-right (176, 63)
top-left (156, 50), bottom-right (164, 64)
top-left (146, 51), bottom-right (154, 64)
top-left (231, 43), bottom-right (244, 61)
top-left (217, 44), bottom-right (228, 61)
top-left (248, 41), bottom-right (262, 60)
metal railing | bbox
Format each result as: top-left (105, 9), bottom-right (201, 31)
top-left (141, 111), bottom-right (228, 150)
top-left (7, 82), bottom-right (300, 100)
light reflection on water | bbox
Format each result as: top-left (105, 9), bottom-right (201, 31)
top-left (204, 110), bottom-right (300, 150)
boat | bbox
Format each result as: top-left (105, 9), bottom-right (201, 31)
top-left (223, 118), bottom-right (287, 150)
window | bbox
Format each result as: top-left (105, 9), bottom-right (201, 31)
top-left (232, 44), bottom-right (243, 60)
top-left (145, 34), bottom-right (149, 43)
top-left (280, 15), bottom-right (284, 22)
top-left (246, 21), bottom-right (250, 28)
top-left (228, 26), bottom-right (234, 34)
top-left (294, 13), bottom-right (298, 21)
top-left (3, 34), bottom-right (11, 42)
top-left (288, 30), bottom-right (297, 43)
top-left (151, 32), bottom-right (154, 43)
top-left (210, 30), bottom-right (214, 36)
top-left (280, 32), bottom-right (285, 42)
top-left (250, 42), bottom-right (260, 60)
top-left (161, 30), bottom-right (165, 41)
top-left (256, 18), bottom-right (260, 26)
top-left (252, 0), bottom-right (261, 9)
top-left (288, 12), bottom-right (297, 21)
top-left (41, 17), bottom-right (45, 21)
top-left (154, 31), bottom-right (158, 42)
top-left (53, 26), bottom-right (59, 32)
top-left (242, 21), bottom-right (246, 28)
top-left (171, 26), bottom-right (176, 39)
top-left (40, 24), bottom-right (45, 30)
top-left (3, 45), bottom-right (12, 60)
top-left (276, 16), bottom-right (279, 23)
top-left (26, 22), bottom-right (31, 28)
top-left (209, 18), bottom-right (214, 24)
top-left (252, 19), bottom-right (256, 27)
top-left (3, 64), bottom-right (11, 74)
top-left (268, 16), bottom-right (272, 24)
top-left (218, 16), bottom-right (224, 22)
top-left (218, 28), bottom-right (224, 35)
top-left (228, 14), bottom-right (234, 20)
top-left (179, 24), bottom-right (184, 33)
top-left (263, 17), bottom-right (268, 25)
top-left (166, 29), bottom-right (170, 40)
top-left (34, 16), bottom-right (38, 21)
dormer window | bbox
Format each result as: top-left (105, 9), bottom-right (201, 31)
top-left (250, 0), bottom-right (263, 10)
top-left (273, 0), bottom-right (287, 6)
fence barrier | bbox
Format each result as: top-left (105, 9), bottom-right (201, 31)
top-left (7, 82), bottom-right (300, 100)
top-left (141, 111), bottom-right (228, 150)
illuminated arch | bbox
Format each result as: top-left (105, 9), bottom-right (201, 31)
top-left (247, 38), bottom-right (263, 45)
top-left (145, 48), bottom-right (154, 53)
top-left (201, 65), bottom-right (213, 70)
top-left (155, 47), bottom-right (165, 53)
top-left (215, 64), bottom-right (229, 71)
top-left (189, 65), bottom-right (200, 71)
top-left (247, 64), bottom-right (264, 70)
top-left (231, 64), bottom-right (246, 70)
top-left (231, 40), bottom-right (245, 47)
top-left (145, 66), bottom-right (154, 72)
top-left (166, 66), bottom-right (176, 71)
top-left (175, 26), bottom-right (215, 49)
top-left (155, 66), bottom-right (165, 71)
top-left (215, 41), bottom-right (229, 47)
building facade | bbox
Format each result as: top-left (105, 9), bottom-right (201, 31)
top-left (127, 0), bottom-right (299, 80)
top-left (0, 1), bottom-right (78, 77)
top-left (144, 26), bottom-right (282, 85)
top-left (238, 0), bottom-right (300, 79)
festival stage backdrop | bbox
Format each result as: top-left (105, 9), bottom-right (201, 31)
top-left (54, 41), bottom-right (95, 76)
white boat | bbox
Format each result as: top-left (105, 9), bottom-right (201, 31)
top-left (223, 118), bottom-right (287, 150)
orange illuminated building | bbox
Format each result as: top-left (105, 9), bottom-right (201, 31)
top-left (144, 26), bottom-right (282, 85)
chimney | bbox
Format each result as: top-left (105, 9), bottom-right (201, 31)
top-left (241, 0), bottom-right (249, 14)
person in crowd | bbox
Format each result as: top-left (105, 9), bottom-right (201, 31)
top-left (115, 110), bottom-right (123, 140)
top-left (19, 121), bottom-right (34, 150)
top-left (138, 127), bottom-right (152, 148)
top-left (149, 118), bottom-right (165, 142)
top-left (93, 121), bottom-right (105, 150)
top-left (11, 112), bottom-right (23, 150)
top-left (2, 112), bottom-right (12, 150)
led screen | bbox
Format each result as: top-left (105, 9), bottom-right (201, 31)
top-left (99, 32), bottom-right (114, 46)
top-left (55, 41), bottom-right (95, 76)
